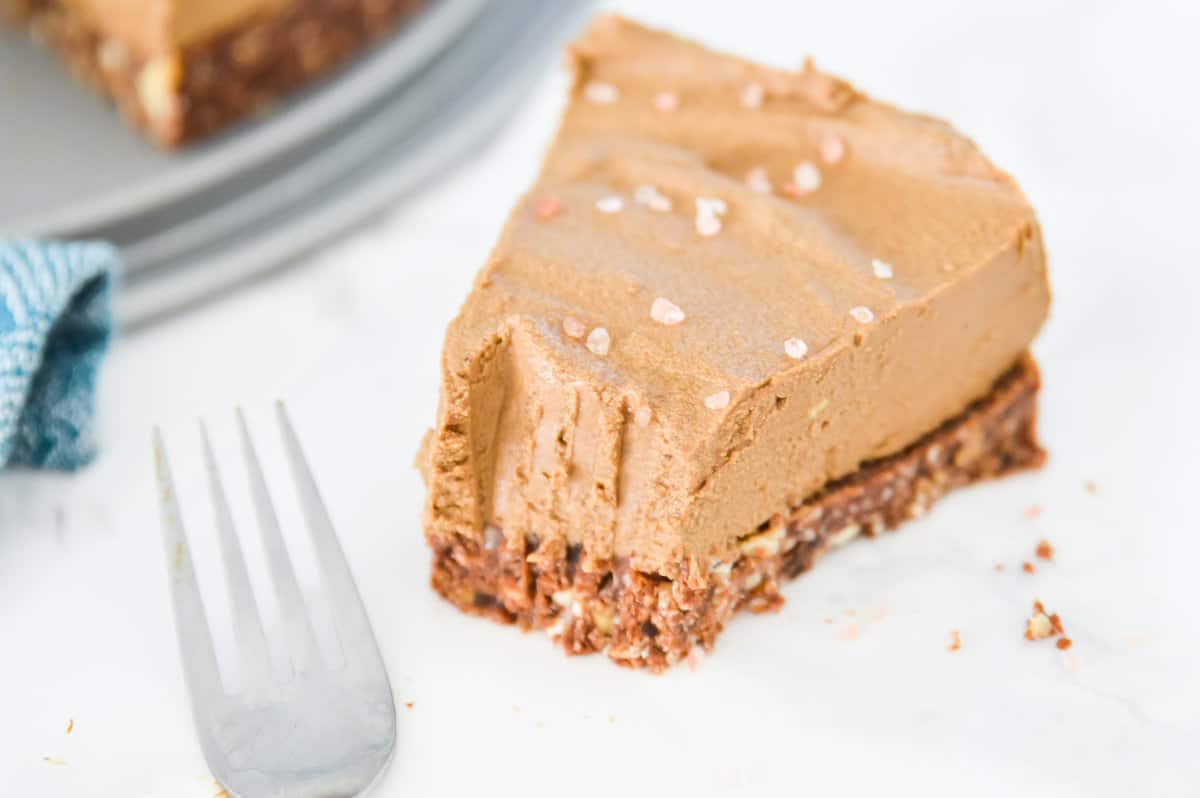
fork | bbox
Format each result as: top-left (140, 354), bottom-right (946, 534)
top-left (153, 404), bottom-right (396, 798)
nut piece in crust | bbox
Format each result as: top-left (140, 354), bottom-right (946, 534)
top-left (136, 56), bottom-right (182, 137)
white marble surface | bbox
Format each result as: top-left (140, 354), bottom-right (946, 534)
top-left (2, 1), bottom-right (1197, 795)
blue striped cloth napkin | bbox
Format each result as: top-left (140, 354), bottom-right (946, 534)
top-left (0, 240), bottom-right (118, 471)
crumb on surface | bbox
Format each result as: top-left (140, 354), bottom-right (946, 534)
top-left (1056, 637), bottom-right (1073, 650)
top-left (65, 718), bottom-right (73, 735)
top-left (41, 756), bottom-right (67, 766)
top-left (995, 563), bottom-right (1005, 572)
top-left (1022, 561), bottom-right (1035, 574)
top-left (1085, 481), bottom-right (1098, 494)
top-left (838, 622), bottom-right (859, 641)
top-left (1035, 540), bottom-right (1054, 561)
top-left (405, 702), bottom-right (414, 710)
top-left (1025, 599), bottom-right (1067, 644)
top-left (1026, 612), bottom-right (1053, 640)
top-left (1024, 504), bottom-right (1043, 519)
top-left (948, 629), bottom-right (961, 652)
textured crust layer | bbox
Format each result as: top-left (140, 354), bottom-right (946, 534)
top-left (8, 0), bottom-right (426, 147)
top-left (428, 355), bottom-right (1045, 671)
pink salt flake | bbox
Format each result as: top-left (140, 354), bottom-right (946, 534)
top-left (783, 337), bottom-right (808, 360)
top-left (583, 81), bottom-right (619, 104)
top-left (704, 390), bottom-right (731, 410)
top-left (849, 305), bottom-right (874, 324)
top-left (585, 327), bottom-right (611, 356)
top-left (653, 90), bottom-right (679, 112)
top-left (650, 297), bottom-right (686, 325)
top-left (744, 166), bottom-right (772, 194)
top-left (562, 316), bottom-right (586, 339)
top-left (741, 81), bottom-right (764, 109)
top-left (820, 135), bottom-right (845, 165)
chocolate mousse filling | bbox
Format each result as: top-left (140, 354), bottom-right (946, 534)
top-left (420, 17), bottom-right (1052, 670)
top-left (430, 356), bottom-right (1043, 671)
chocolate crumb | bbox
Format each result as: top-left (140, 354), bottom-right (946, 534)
top-left (1035, 540), bottom-right (1054, 561)
top-left (1025, 599), bottom-right (1066, 644)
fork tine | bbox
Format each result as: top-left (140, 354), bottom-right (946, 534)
top-left (154, 428), bottom-right (225, 703)
top-left (275, 401), bottom-right (388, 673)
top-left (200, 420), bottom-right (273, 688)
top-left (236, 408), bottom-right (322, 675)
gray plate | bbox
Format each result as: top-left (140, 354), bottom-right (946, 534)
top-left (0, 0), bottom-right (488, 233)
top-left (0, 0), bottom-right (591, 328)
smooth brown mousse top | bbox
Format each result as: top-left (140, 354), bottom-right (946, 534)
top-left (420, 15), bottom-right (1050, 576)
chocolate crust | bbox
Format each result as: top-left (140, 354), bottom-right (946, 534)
top-left (9, 0), bottom-right (427, 147)
top-left (428, 354), bottom-right (1045, 671)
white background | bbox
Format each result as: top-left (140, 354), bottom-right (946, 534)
top-left (2, 1), bottom-right (1198, 795)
